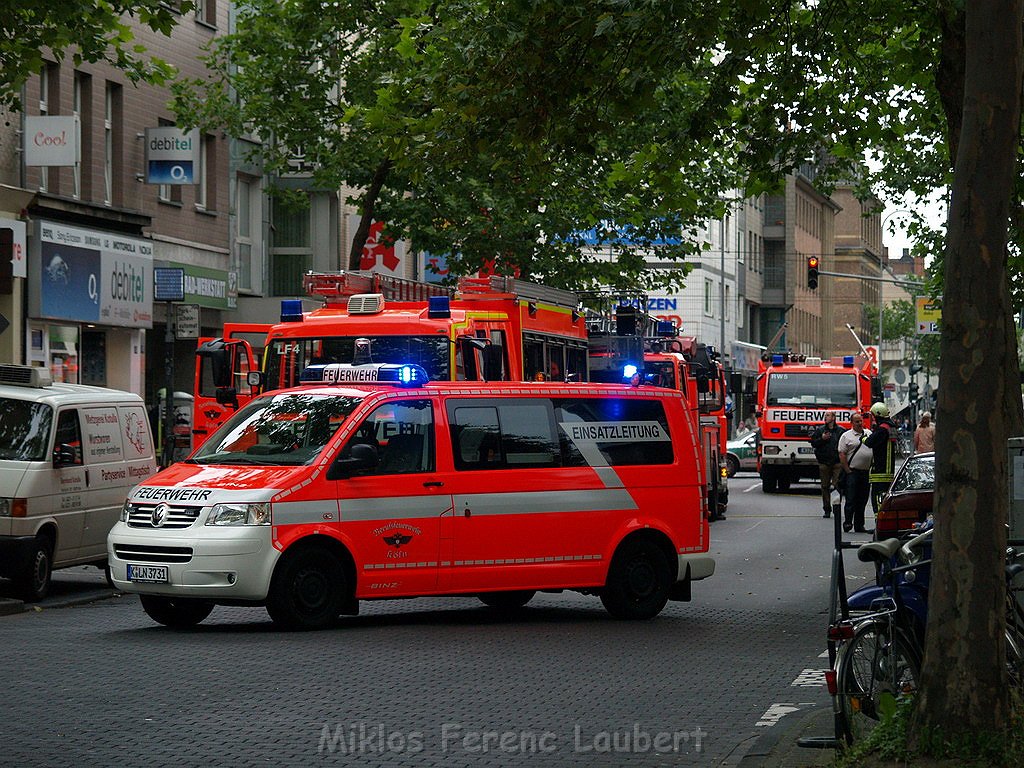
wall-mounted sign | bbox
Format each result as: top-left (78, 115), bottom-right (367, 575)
top-left (144, 127), bottom-right (199, 185)
top-left (916, 296), bottom-right (942, 335)
top-left (32, 221), bottom-right (153, 328)
top-left (0, 217), bottom-right (27, 278)
top-left (24, 116), bottom-right (80, 167)
top-left (175, 304), bottom-right (200, 339)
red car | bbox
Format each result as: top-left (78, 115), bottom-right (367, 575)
top-left (875, 452), bottom-right (935, 538)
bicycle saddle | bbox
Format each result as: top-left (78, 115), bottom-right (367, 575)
top-left (857, 538), bottom-right (902, 564)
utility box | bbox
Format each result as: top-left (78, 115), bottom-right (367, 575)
top-left (1010, 437), bottom-right (1024, 544)
top-left (1009, 437), bottom-right (1024, 612)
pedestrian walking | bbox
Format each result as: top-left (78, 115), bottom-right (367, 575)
top-left (865, 401), bottom-right (899, 525)
top-left (838, 412), bottom-right (872, 533)
top-left (809, 412), bottom-right (842, 518)
top-left (914, 411), bottom-right (935, 454)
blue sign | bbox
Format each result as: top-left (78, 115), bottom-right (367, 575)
top-left (572, 221), bottom-right (683, 247)
top-left (40, 242), bottom-right (101, 322)
top-left (148, 160), bottom-right (194, 185)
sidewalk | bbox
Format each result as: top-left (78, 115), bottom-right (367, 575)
top-left (737, 705), bottom-right (838, 768)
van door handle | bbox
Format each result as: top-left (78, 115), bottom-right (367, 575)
top-left (85, 469), bottom-right (90, 487)
top-left (423, 481), bottom-right (443, 488)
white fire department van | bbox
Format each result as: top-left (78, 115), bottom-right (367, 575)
top-left (0, 365), bottom-right (157, 600)
top-left (108, 363), bottom-right (714, 630)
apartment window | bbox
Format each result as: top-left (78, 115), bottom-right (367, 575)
top-left (157, 120), bottom-right (182, 205)
top-left (236, 177), bottom-right (255, 290)
top-left (725, 285), bottom-right (731, 320)
top-left (195, 134), bottom-right (217, 211)
top-left (103, 83), bottom-right (123, 206)
top-left (704, 279), bottom-right (714, 317)
top-left (271, 202), bottom-right (311, 295)
top-left (38, 64), bottom-right (58, 192)
top-left (195, 0), bottom-right (217, 26)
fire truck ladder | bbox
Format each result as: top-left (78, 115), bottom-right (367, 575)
top-left (303, 270), bottom-right (453, 304)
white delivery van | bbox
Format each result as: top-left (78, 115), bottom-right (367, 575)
top-left (0, 364), bottom-right (157, 600)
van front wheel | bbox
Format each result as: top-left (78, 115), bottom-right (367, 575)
top-left (15, 537), bottom-right (53, 602)
top-left (266, 545), bottom-right (346, 630)
top-left (600, 539), bottom-right (672, 620)
top-left (140, 596), bottom-right (214, 628)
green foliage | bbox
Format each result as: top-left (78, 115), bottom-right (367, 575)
top-left (0, 1), bottom-right (190, 108)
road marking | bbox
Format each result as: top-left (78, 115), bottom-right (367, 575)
top-left (791, 669), bottom-right (827, 687)
top-left (745, 520), bottom-right (764, 533)
top-left (755, 703), bottom-right (801, 727)
top-left (743, 484), bottom-right (758, 493)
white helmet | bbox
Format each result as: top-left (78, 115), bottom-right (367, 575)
top-left (869, 402), bottom-right (889, 418)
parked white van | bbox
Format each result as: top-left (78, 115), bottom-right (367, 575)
top-left (0, 365), bottom-right (157, 600)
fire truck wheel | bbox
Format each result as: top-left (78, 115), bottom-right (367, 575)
top-left (761, 475), bottom-right (778, 493)
top-left (600, 539), bottom-right (672, 620)
top-left (726, 455), bottom-right (740, 478)
top-left (266, 545), bottom-right (346, 631)
top-left (140, 596), bottom-right (215, 628)
top-left (778, 477), bottom-right (792, 492)
top-left (478, 590), bottom-right (535, 610)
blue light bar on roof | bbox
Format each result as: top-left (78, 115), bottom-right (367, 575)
top-left (772, 354), bottom-right (784, 365)
top-left (280, 299), bottom-right (303, 323)
top-left (843, 355), bottom-right (855, 367)
top-left (300, 363), bottom-right (429, 386)
top-left (656, 320), bottom-right (675, 337)
top-left (428, 295), bottom-right (451, 319)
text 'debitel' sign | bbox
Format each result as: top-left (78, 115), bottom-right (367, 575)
top-left (916, 296), bottom-right (942, 334)
top-left (144, 127), bottom-right (199, 185)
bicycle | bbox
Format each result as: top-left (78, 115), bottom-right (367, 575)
top-left (830, 528), bottom-right (930, 740)
top-left (829, 526), bottom-right (1024, 743)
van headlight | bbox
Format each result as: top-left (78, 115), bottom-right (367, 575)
top-left (206, 503), bottom-right (271, 526)
top-left (120, 501), bottom-right (133, 522)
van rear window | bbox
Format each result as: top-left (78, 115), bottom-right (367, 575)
top-left (447, 397), bottom-right (673, 470)
top-left (0, 398), bottom-right (53, 461)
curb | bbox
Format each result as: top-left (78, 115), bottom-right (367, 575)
top-left (736, 704), bottom-right (837, 768)
top-left (0, 597), bottom-right (26, 616)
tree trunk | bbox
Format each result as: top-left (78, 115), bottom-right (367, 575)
top-left (347, 159), bottom-right (393, 270)
top-left (913, 0), bottom-right (1024, 742)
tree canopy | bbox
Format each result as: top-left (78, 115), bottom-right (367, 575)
top-left (0, 1), bottom-right (190, 108)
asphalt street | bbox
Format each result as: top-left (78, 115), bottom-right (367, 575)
top-left (1, 473), bottom-right (877, 767)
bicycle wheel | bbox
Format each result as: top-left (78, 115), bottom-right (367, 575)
top-left (836, 620), bottom-right (920, 737)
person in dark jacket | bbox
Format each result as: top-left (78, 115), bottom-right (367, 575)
top-left (865, 402), bottom-right (898, 524)
top-left (809, 412), bottom-right (843, 517)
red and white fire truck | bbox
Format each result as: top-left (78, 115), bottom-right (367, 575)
top-left (583, 299), bottom-right (729, 519)
top-left (192, 271), bottom-right (588, 445)
top-left (755, 351), bottom-right (881, 493)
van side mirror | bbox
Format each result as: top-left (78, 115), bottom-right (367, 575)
top-left (326, 442), bottom-right (378, 480)
top-left (215, 387), bottom-right (239, 409)
top-left (53, 444), bottom-right (79, 467)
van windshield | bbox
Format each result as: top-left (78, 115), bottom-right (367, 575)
top-left (191, 393), bottom-right (363, 466)
top-left (0, 398), bottom-right (53, 461)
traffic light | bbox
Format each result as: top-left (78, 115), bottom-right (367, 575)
top-left (806, 257), bottom-right (819, 289)
top-left (909, 362), bottom-right (923, 376)
top-left (908, 382), bottom-right (920, 402)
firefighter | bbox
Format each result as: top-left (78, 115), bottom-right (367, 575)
top-left (865, 402), bottom-right (898, 527)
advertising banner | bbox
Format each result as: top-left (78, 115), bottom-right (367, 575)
top-left (144, 127), bottom-right (199, 185)
top-left (36, 221), bottom-right (153, 328)
top-left (24, 116), bottom-right (80, 167)
top-left (0, 216), bottom-right (27, 278)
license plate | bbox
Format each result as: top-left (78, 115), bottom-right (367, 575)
top-left (798, 446), bottom-right (814, 454)
top-left (127, 564), bottom-right (169, 583)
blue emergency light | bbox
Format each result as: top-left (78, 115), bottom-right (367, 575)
top-left (300, 363), bottom-right (429, 386)
top-left (656, 320), bottom-right (676, 337)
top-left (843, 355), bottom-right (855, 367)
top-left (772, 354), bottom-right (784, 365)
top-left (623, 364), bottom-right (639, 379)
top-left (428, 295), bottom-right (451, 319)
top-left (280, 299), bottom-right (304, 323)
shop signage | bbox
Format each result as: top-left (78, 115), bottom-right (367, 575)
top-left (164, 262), bottom-right (234, 310)
top-left (0, 217), bottom-right (26, 278)
top-left (34, 221), bottom-right (153, 328)
top-left (24, 116), bottom-right (80, 167)
top-left (144, 127), bottom-right (200, 185)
